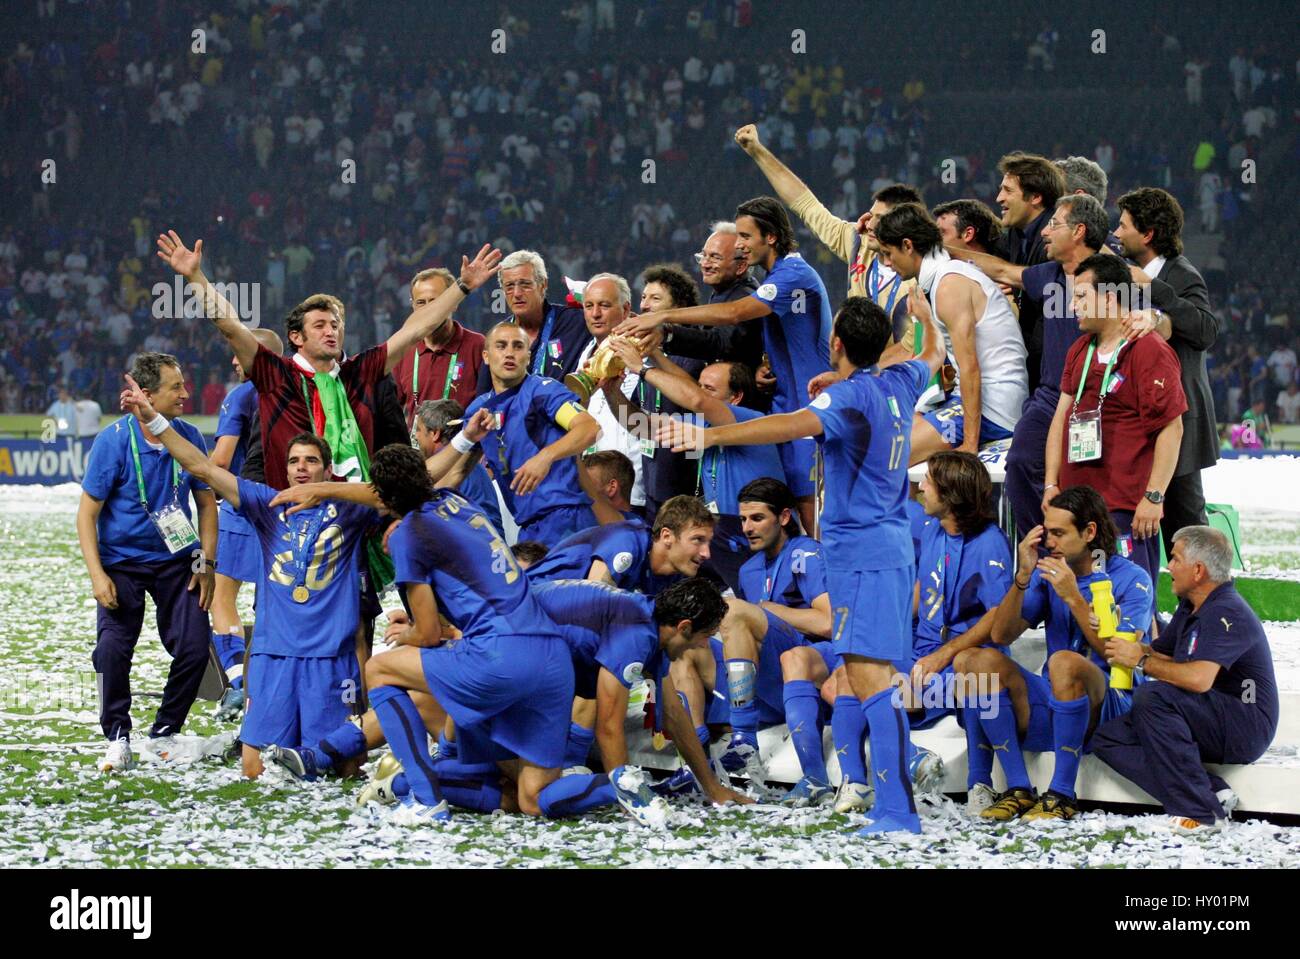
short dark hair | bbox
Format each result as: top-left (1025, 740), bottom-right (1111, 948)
top-left (710, 361), bottom-right (755, 405)
top-left (415, 398), bottom-right (464, 440)
top-left (511, 541), bottom-right (550, 567)
top-left (1116, 187), bottom-right (1185, 259)
top-left (1047, 485), bottom-right (1119, 558)
top-left (652, 495), bottom-right (716, 539)
top-left (925, 451), bottom-right (995, 537)
top-left (641, 263), bottom-right (700, 308)
top-left (998, 152), bottom-right (1066, 209)
top-left (874, 202), bottom-right (942, 257)
top-left (735, 196), bottom-right (798, 257)
top-left (286, 432), bottom-right (333, 474)
top-left (370, 443), bottom-right (435, 516)
top-left (1076, 252), bottom-right (1134, 292)
top-left (582, 450), bottom-right (635, 500)
top-left (130, 351), bottom-right (181, 392)
top-left (653, 577), bottom-right (728, 636)
top-left (873, 183), bottom-right (924, 208)
top-left (737, 476), bottom-right (800, 536)
top-left (833, 296), bottom-right (892, 368)
top-left (285, 294), bottom-right (342, 344)
top-left (737, 476), bottom-right (797, 518)
top-left (932, 199), bottom-right (1004, 250)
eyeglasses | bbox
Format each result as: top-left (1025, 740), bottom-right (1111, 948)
top-left (1044, 219), bottom-right (1069, 232)
top-left (501, 280), bottom-right (537, 292)
top-left (693, 252), bottom-right (747, 265)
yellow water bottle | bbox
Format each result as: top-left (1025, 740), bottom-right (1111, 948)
top-left (1110, 632), bottom-right (1138, 690)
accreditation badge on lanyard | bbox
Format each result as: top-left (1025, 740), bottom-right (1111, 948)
top-left (1067, 339), bottom-right (1125, 465)
top-left (128, 418), bottom-right (199, 554)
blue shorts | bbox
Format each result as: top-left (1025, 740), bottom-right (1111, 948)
top-left (921, 395), bottom-right (1014, 447)
top-left (518, 504), bottom-right (598, 545)
top-left (811, 640), bottom-right (840, 676)
top-left (894, 657), bottom-right (956, 730)
top-left (420, 632), bottom-right (574, 769)
top-left (216, 506), bottom-right (260, 583)
top-left (1017, 663), bottom-right (1134, 752)
top-left (241, 651), bottom-right (359, 750)
top-left (778, 437), bottom-right (817, 499)
top-left (826, 565), bottom-right (914, 661)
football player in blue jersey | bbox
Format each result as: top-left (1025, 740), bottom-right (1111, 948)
top-left (661, 293), bottom-right (947, 835)
top-left (526, 494), bottom-right (713, 769)
top-left (711, 478), bottom-right (834, 803)
top-left (957, 484), bottom-right (1154, 822)
top-left (617, 196), bottom-right (834, 533)
top-left (119, 375), bottom-right (381, 781)
top-left (526, 495), bottom-right (714, 590)
top-left (425, 321), bottom-right (601, 544)
top-left (277, 444), bottom-right (674, 825)
top-left (208, 329), bottom-right (282, 720)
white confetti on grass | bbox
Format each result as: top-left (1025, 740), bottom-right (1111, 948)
top-left (2, 485), bottom-right (1299, 868)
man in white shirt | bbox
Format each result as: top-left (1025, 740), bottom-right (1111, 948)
top-left (46, 386), bottom-right (78, 437)
top-left (1267, 344), bottom-right (1297, 389)
top-left (574, 274), bottom-right (647, 510)
top-left (1276, 382), bottom-right (1300, 425)
top-left (75, 396), bottom-right (103, 436)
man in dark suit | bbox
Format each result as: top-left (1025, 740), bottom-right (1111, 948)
top-left (995, 152), bottom-right (1066, 394)
top-left (1114, 187), bottom-right (1219, 552)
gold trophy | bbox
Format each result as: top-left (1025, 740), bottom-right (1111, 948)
top-left (565, 335), bottom-right (638, 405)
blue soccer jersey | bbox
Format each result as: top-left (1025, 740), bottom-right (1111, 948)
top-left (914, 518), bottom-right (1012, 657)
top-left (701, 405), bottom-right (786, 514)
top-left (807, 360), bottom-right (931, 567)
top-left (389, 489), bottom-right (557, 642)
top-left (750, 253), bottom-right (834, 416)
top-left (737, 535), bottom-right (828, 641)
top-left (526, 518), bottom-right (677, 594)
top-left (215, 381), bottom-right (257, 480)
top-left (532, 580), bottom-right (661, 692)
top-left (457, 458), bottom-right (504, 533)
top-left (235, 478), bottom-right (380, 657)
top-left (1019, 553), bottom-right (1154, 675)
top-left (464, 375), bottom-right (590, 529)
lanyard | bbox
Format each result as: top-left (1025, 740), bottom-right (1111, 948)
top-left (125, 416), bottom-right (180, 512)
top-left (530, 306), bottom-right (556, 376)
top-left (1072, 338), bottom-right (1127, 412)
top-left (408, 348), bottom-right (460, 428)
top-left (638, 377), bottom-right (662, 413)
top-left (698, 446), bottom-right (720, 500)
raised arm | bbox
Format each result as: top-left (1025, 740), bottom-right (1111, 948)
top-left (157, 231), bottom-right (259, 373)
top-left (383, 245), bottom-right (503, 374)
top-left (120, 373), bottom-right (241, 507)
top-left (615, 295), bottom-right (770, 339)
top-left (268, 479), bottom-right (385, 515)
top-left (735, 123), bottom-right (856, 263)
top-left (661, 407), bottom-right (822, 456)
top-left (605, 338), bottom-right (735, 426)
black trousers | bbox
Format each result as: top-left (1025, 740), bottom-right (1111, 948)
top-left (1161, 468), bottom-right (1209, 555)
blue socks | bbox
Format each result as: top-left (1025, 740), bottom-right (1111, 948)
top-left (861, 687), bottom-right (916, 820)
top-left (694, 725), bottom-right (710, 750)
top-left (962, 704), bottom-right (994, 790)
top-left (436, 731), bottom-right (459, 763)
top-left (832, 695), bottom-right (868, 785)
top-left (1047, 694), bottom-right (1090, 800)
top-left (537, 773), bottom-right (617, 818)
top-left (439, 773), bottom-right (504, 813)
top-left (311, 721), bottom-right (368, 772)
top-left (370, 685), bottom-right (443, 807)
top-left (563, 722), bottom-right (595, 768)
top-left (783, 680), bottom-right (828, 785)
top-left (212, 630), bottom-right (245, 689)
top-left (980, 690), bottom-right (1030, 790)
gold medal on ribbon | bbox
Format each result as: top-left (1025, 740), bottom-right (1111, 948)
top-left (292, 585), bottom-right (310, 603)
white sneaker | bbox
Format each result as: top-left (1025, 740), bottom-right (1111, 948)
top-left (610, 765), bottom-right (670, 829)
top-left (1216, 787), bottom-right (1240, 820)
top-left (966, 782), bottom-right (999, 817)
top-left (834, 779), bottom-right (875, 814)
top-left (561, 765), bottom-right (593, 777)
top-left (99, 737), bottom-right (135, 773)
top-left (391, 793), bottom-right (451, 825)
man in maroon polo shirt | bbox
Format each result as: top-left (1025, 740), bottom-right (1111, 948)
top-left (155, 230), bottom-right (501, 490)
top-left (1044, 253), bottom-right (1186, 593)
top-left (389, 267), bottom-right (489, 437)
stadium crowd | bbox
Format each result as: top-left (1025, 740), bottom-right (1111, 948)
top-left (0, 0), bottom-right (1286, 838)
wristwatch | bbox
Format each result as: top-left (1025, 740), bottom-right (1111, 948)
top-left (1143, 490), bottom-right (1164, 504)
top-left (456, 278), bottom-right (471, 295)
top-left (640, 354), bottom-right (657, 372)
top-left (1135, 652), bottom-right (1150, 678)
